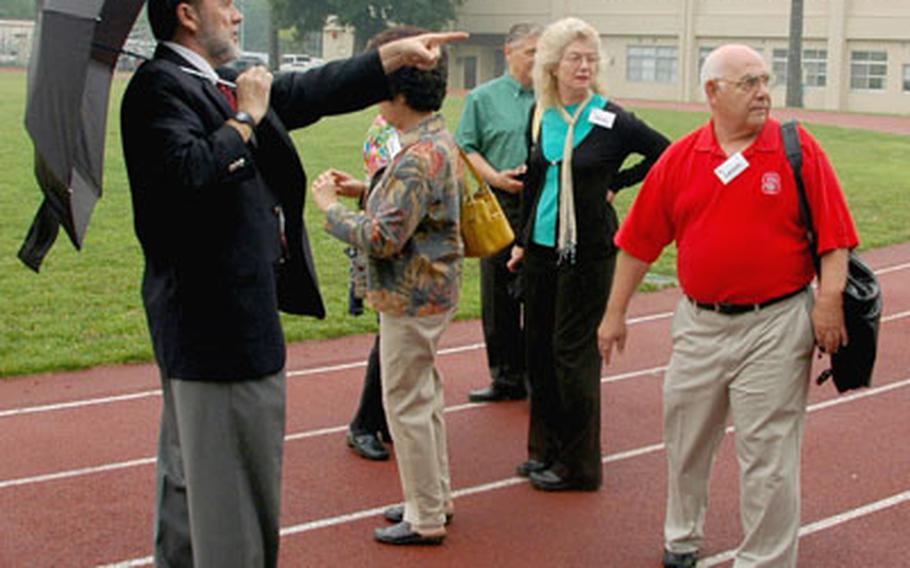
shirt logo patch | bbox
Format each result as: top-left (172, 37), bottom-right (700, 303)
top-left (761, 172), bottom-right (782, 195)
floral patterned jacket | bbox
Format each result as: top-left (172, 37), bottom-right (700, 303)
top-left (325, 113), bottom-right (464, 317)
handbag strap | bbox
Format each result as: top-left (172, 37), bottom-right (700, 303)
top-left (456, 145), bottom-right (488, 203)
top-left (781, 120), bottom-right (822, 275)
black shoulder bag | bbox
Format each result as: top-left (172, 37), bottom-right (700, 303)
top-left (780, 120), bottom-right (882, 393)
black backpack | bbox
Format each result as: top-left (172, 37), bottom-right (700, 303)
top-left (781, 120), bottom-right (882, 393)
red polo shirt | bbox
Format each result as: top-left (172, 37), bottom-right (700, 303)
top-left (616, 117), bottom-right (859, 304)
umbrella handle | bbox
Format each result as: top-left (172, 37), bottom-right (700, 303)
top-left (91, 42), bottom-right (149, 62)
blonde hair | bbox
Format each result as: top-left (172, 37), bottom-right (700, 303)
top-left (532, 17), bottom-right (606, 109)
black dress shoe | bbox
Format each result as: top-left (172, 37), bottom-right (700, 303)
top-left (468, 385), bottom-right (527, 403)
top-left (383, 505), bottom-right (452, 525)
top-left (662, 549), bottom-right (698, 568)
top-left (516, 459), bottom-right (548, 477)
top-left (529, 469), bottom-right (600, 492)
top-left (374, 521), bottom-right (445, 545)
top-left (347, 431), bottom-right (390, 461)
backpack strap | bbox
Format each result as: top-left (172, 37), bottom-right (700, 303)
top-left (781, 119), bottom-right (821, 274)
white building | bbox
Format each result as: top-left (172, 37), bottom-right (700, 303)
top-left (448, 0), bottom-right (910, 114)
top-left (0, 19), bottom-right (34, 67)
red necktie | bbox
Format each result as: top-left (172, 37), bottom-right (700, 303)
top-left (217, 82), bottom-right (238, 112)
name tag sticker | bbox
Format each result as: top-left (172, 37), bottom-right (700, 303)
top-left (714, 152), bottom-right (749, 185)
top-left (386, 134), bottom-right (402, 159)
top-left (589, 108), bottom-right (616, 129)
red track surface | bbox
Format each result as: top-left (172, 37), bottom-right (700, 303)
top-left (1, 242), bottom-right (908, 567)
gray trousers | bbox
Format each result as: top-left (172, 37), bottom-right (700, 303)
top-left (154, 370), bottom-right (287, 568)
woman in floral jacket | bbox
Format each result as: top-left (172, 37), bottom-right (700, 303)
top-left (310, 34), bottom-right (463, 546)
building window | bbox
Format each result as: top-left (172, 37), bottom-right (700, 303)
top-left (772, 48), bottom-right (788, 86)
top-left (494, 50), bottom-right (505, 78)
top-left (300, 30), bottom-right (323, 57)
top-left (697, 46), bottom-right (715, 80)
top-left (850, 50), bottom-right (887, 90)
top-left (462, 55), bottom-right (477, 90)
top-left (627, 46), bottom-right (678, 83)
top-left (903, 65), bottom-right (910, 91)
top-left (772, 48), bottom-right (827, 87)
top-left (804, 49), bottom-right (827, 87)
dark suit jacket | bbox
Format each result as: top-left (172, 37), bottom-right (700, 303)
top-left (120, 45), bottom-right (390, 380)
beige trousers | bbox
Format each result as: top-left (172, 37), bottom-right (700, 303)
top-left (380, 309), bottom-right (454, 532)
top-left (663, 290), bottom-right (814, 568)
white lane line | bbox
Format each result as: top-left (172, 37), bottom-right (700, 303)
top-left (0, 391), bottom-right (160, 419)
top-left (6, 255), bottom-right (909, 421)
top-left (2, 312), bottom-right (908, 490)
top-left (876, 261), bottom-right (910, 276)
top-left (97, 375), bottom-right (910, 567)
top-left (277, 375), bottom-right (910, 540)
top-left (700, 488), bottom-right (910, 567)
top-left (4, 365), bottom-right (669, 488)
top-left (883, 310), bottom-right (910, 323)
top-left (0, 457), bottom-right (156, 491)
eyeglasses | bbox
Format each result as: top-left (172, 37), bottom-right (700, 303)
top-left (717, 73), bottom-right (772, 93)
top-left (562, 52), bottom-right (601, 67)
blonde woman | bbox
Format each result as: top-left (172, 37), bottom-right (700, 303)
top-left (508, 17), bottom-right (669, 491)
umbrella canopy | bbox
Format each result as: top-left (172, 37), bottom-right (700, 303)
top-left (18, 0), bottom-right (146, 271)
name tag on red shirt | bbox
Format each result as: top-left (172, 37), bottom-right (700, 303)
top-left (714, 152), bottom-right (749, 185)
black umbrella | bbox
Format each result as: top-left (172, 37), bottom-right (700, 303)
top-left (18, 0), bottom-right (146, 271)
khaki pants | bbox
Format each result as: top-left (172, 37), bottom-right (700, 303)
top-left (380, 310), bottom-right (454, 532)
top-left (663, 291), bottom-right (814, 568)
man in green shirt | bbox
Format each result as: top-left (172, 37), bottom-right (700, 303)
top-left (456, 23), bottom-right (541, 402)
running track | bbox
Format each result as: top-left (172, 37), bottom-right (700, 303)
top-left (1, 241), bottom-right (908, 567)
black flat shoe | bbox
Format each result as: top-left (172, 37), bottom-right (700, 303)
top-left (374, 522), bottom-right (445, 545)
top-left (467, 385), bottom-right (527, 403)
top-left (529, 469), bottom-right (600, 492)
top-left (347, 431), bottom-right (390, 461)
top-left (383, 505), bottom-right (452, 525)
top-left (662, 549), bottom-right (698, 568)
top-left (516, 459), bottom-right (548, 477)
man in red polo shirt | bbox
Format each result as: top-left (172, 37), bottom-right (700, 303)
top-left (598, 44), bottom-right (858, 568)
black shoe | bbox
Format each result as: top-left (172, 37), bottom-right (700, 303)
top-left (383, 505), bottom-right (453, 525)
top-left (528, 469), bottom-right (600, 492)
top-left (347, 431), bottom-right (390, 461)
top-left (662, 549), bottom-right (698, 568)
top-left (374, 521), bottom-right (445, 546)
top-left (516, 459), bottom-right (548, 477)
top-left (468, 385), bottom-right (527, 403)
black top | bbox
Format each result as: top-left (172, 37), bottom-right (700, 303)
top-left (519, 100), bottom-right (669, 261)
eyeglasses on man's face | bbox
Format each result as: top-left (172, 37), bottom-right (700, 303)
top-left (717, 73), bottom-right (772, 93)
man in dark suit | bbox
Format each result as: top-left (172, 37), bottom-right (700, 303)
top-left (121, 1), bottom-right (464, 565)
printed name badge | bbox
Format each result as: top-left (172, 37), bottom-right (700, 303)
top-left (386, 134), bottom-right (402, 159)
top-left (714, 152), bottom-right (749, 185)
top-left (588, 108), bottom-right (616, 129)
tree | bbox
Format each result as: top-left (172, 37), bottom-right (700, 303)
top-left (786, 0), bottom-right (804, 108)
top-left (269, 0), bottom-right (462, 55)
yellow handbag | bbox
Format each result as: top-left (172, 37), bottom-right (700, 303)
top-left (457, 147), bottom-right (515, 258)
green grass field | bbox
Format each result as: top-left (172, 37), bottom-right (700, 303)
top-left (1, 70), bottom-right (908, 377)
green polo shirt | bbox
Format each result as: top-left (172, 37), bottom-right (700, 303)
top-left (456, 73), bottom-right (535, 174)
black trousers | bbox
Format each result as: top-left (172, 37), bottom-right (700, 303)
top-left (349, 334), bottom-right (390, 438)
top-left (524, 244), bottom-right (614, 487)
top-left (480, 189), bottom-right (526, 391)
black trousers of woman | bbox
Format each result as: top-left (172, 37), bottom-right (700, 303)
top-left (523, 244), bottom-right (615, 488)
top-left (349, 334), bottom-right (391, 439)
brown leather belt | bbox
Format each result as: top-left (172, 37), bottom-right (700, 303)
top-left (688, 286), bottom-right (807, 315)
